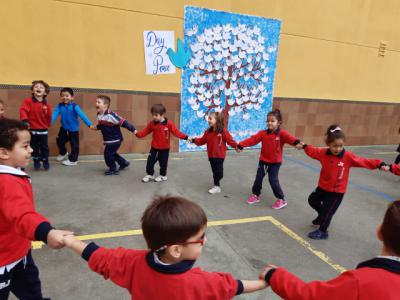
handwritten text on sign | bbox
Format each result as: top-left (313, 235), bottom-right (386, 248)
top-left (143, 31), bottom-right (176, 75)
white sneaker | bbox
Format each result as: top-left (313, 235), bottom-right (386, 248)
top-left (154, 176), bottom-right (168, 182)
top-left (208, 186), bottom-right (221, 194)
top-left (56, 153), bottom-right (68, 161)
top-left (62, 159), bottom-right (78, 166)
top-left (142, 175), bottom-right (155, 183)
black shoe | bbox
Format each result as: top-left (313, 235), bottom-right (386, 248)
top-left (308, 229), bottom-right (328, 240)
top-left (33, 159), bottom-right (41, 170)
top-left (42, 159), bottom-right (50, 170)
top-left (119, 161), bottom-right (130, 171)
top-left (104, 170), bottom-right (119, 176)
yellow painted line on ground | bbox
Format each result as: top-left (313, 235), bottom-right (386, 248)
top-left (32, 215), bottom-right (346, 273)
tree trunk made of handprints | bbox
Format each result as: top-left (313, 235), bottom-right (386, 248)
top-left (185, 23), bottom-right (277, 126)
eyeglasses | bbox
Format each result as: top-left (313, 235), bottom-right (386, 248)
top-left (155, 233), bottom-right (206, 252)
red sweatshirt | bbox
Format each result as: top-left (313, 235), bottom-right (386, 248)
top-left (136, 118), bottom-right (188, 150)
top-left (194, 128), bottom-right (237, 159)
top-left (82, 243), bottom-right (242, 300)
top-left (239, 128), bottom-right (300, 163)
top-left (0, 166), bottom-right (53, 266)
top-left (19, 97), bottom-right (52, 130)
top-left (390, 164), bottom-right (400, 176)
top-left (269, 257), bottom-right (400, 300)
top-left (304, 145), bottom-right (382, 193)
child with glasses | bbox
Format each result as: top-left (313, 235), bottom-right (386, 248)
top-left (62, 195), bottom-right (267, 299)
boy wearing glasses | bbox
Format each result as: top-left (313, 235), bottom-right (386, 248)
top-left (63, 195), bottom-right (267, 299)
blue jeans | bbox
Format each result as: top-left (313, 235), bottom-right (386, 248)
top-left (104, 143), bottom-right (128, 171)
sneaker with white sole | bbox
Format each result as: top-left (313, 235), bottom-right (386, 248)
top-left (56, 153), bottom-right (68, 161)
top-left (154, 176), bottom-right (168, 182)
top-left (62, 159), bottom-right (78, 166)
top-left (142, 175), bottom-right (155, 183)
top-left (247, 194), bottom-right (260, 204)
top-left (272, 199), bottom-right (288, 210)
top-left (208, 186), bottom-right (221, 194)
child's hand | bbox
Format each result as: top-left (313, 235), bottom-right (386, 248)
top-left (188, 138), bottom-right (195, 143)
top-left (381, 165), bottom-right (390, 172)
top-left (134, 130), bottom-right (137, 135)
top-left (236, 145), bottom-right (243, 152)
top-left (259, 264), bottom-right (278, 283)
top-left (63, 234), bottom-right (78, 248)
top-left (295, 142), bottom-right (305, 150)
top-left (47, 229), bottom-right (74, 249)
top-left (90, 125), bottom-right (97, 130)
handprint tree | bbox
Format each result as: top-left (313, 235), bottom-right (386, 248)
top-left (185, 23), bottom-right (277, 125)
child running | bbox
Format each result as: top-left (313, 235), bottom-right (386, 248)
top-left (136, 104), bottom-right (188, 183)
top-left (260, 200), bottom-right (400, 300)
top-left (189, 111), bottom-right (238, 194)
top-left (237, 109), bottom-right (302, 209)
top-left (62, 195), bottom-right (267, 299)
top-left (302, 124), bottom-right (385, 239)
top-left (91, 95), bottom-right (136, 175)
top-left (51, 88), bottom-right (92, 166)
top-left (19, 80), bottom-right (52, 170)
top-left (0, 118), bottom-right (72, 299)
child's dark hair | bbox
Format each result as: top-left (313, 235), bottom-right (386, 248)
top-left (151, 104), bottom-right (166, 115)
top-left (0, 118), bottom-right (29, 150)
top-left (141, 195), bottom-right (207, 251)
top-left (31, 80), bottom-right (50, 95)
top-left (97, 95), bottom-right (111, 107)
top-left (325, 124), bottom-right (345, 145)
top-left (60, 87), bottom-right (74, 96)
top-left (209, 111), bottom-right (225, 132)
top-left (381, 200), bottom-right (400, 256)
top-left (267, 109), bottom-right (282, 123)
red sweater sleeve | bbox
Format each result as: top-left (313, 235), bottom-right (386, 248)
top-left (0, 177), bottom-right (49, 241)
top-left (304, 145), bottom-right (324, 161)
top-left (199, 270), bottom-right (241, 298)
top-left (347, 152), bottom-right (382, 169)
top-left (168, 121), bottom-right (188, 139)
top-left (391, 164), bottom-right (400, 176)
top-left (194, 130), bottom-right (208, 146)
top-left (239, 131), bottom-right (263, 147)
top-left (19, 99), bottom-right (31, 121)
top-left (46, 103), bottom-right (52, 127)
top-left (88, 247), bottom-right (144, 290)
top-left (136, 122), bottom-right (153, 138)
top-left (280, 130), bottom-right (300, 146)
top-left (270, 268), bottom-right (359, 300)
top-left (223, 129), bottom-right (238, 148)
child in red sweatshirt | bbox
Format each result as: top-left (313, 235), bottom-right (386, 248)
top-left (238, 109), bottom-right (302, 209)
top-left (302, 124), bottom-right (385, 239)
top-left (190, 111), bottom-right (238, 194)
top-left (63, 195), bottom-right (267, 300)
top-left (19, 80), bottom-right (52, 170)
top-left (136, 104), bottom-right (188, 183)
top-left (260, 200), bottom-right (400, 300)
top-left (0, 118), bottom-right (72, 299)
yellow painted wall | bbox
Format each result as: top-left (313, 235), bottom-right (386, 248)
top-left (0, 0), bottom-right (399, 102)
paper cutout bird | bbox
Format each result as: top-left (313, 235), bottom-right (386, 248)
top-left (167, 38), bottom-right (192, 68)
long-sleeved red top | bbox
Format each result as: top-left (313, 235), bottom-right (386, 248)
top-left (194, 128), bottom-right (237, 159)
top-left (304, 145), bottom-right (382, 193)
top-left (390, 164), bottom-right (400, 176)
top-left (269, 257), bottom-right (400, 300)
top-left (82, 243), bottom-right (242, 300)
top-left (136, 118), bottom-right (188, 150)
top-left (19, 97), bottom-right (52, 130)
top-left (0, 166), bottom-right (52, 266)
top-left (238, 128), bottom-right (300, 163)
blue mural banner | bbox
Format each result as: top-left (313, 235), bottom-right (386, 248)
top-left (179, 6), bottom-right (281, 151)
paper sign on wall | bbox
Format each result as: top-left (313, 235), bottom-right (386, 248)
top-left (143, 31), bottom-right (176, 75)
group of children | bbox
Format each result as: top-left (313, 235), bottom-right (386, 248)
top-left (0, 81), bottom-right (400, 299)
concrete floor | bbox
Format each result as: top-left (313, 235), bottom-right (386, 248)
top-left (10, 145), bottom-right (399, 299)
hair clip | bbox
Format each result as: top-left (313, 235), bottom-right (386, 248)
top-left (330, 127), bottom-right (341, 133)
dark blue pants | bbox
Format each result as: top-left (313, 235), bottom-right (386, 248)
top-left (146, 148), bottom-right (170, 176)
top-left (209, 158), bottom-right (224, 186)
top-left (104, 143), bottom-right (128, 171)
top-left (30, 132), bottom-right (49, 163)
top-left (308, 187), bottom-right (344, 232)
top-left (56, 128), bottom-right (80, 162)
top-left (0, 251), bottom-right (47, 300)
top-left (252, 161), bottom-right (284, 199)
